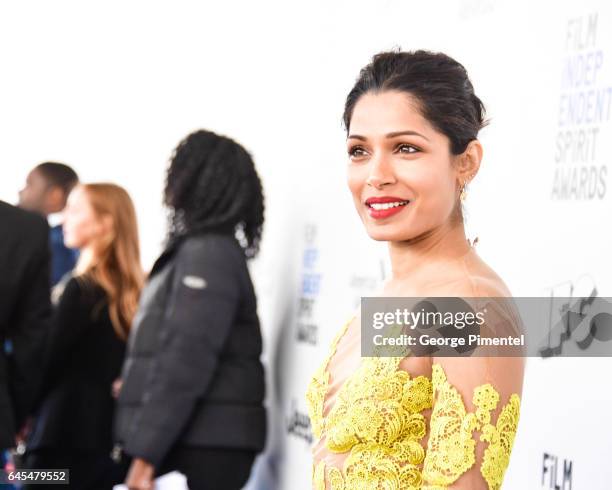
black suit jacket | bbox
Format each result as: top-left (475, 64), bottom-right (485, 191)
top-left (0, 200), bottom-right (51, 449)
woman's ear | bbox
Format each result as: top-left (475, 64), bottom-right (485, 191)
top-left (102, 213), bottom-right (113, 228)
top-left (99, 214), bottom-right (115, 241)
top-left (456, 139), bottom-right (483, 185)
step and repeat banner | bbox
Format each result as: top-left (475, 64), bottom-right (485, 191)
top-left (247, 1), bottom-right (612, 489)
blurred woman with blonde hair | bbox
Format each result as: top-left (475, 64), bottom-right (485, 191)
top-left (22, 183), bottom-right (144, 490)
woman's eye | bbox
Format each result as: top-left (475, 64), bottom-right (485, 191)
top-left (348, 146), bottom-right (368, 158)
top-left (396, 144), bottom-right (419, 154)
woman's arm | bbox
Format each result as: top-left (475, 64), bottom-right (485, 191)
top-left (422, 354), bottom-right (524, 490)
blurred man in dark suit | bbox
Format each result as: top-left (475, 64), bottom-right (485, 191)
top-left (0, 200), bottom-right (51, 450)
top-left (19, 162), bottom-right (79, 286)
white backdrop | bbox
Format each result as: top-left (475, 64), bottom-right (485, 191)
top-left (2, 1), bottom-right (611, 489)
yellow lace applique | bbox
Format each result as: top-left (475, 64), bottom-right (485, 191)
top-left (480, 392), bottom-right (521, 489)
top-left (306, 320), bottom-right (521, 490)
top-left (305, 316), bottom-right (353, 439)
top-left (313, 441), bottom-right (426, 490)
top-left (309, 356), bottom-right (434, 490)
top-left (325, 357), bottom-right (433, 453)
top-left (343, 441), bottom-right (424, 489)
top-left (422, 364), bottom-right (521, 489)
top-left (313, 460), bottom-right (326, 489)
top-left (327, 466), bottom-right (344, 490)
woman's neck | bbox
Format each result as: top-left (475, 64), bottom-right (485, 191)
top-left (75, 245), bottom-right (97, 275)
top-left (387, 220), bottom-right (471, 282)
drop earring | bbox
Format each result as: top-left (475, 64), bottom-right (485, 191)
top-left (460, 182), bottom-right (467, 202)
top-left (460, 173), bottom-right (474, 202)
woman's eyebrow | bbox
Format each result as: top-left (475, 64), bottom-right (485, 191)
top-left (386, 130), bottom-right (430, 141)
top-left (347, 130), bottom-right (429, 141)
top-left (347, 134), bottom-right (367, 141)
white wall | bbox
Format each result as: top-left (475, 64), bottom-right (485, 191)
top-left (2, 1), bottom-right (611, 489)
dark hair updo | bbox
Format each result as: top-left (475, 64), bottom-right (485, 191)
top-left (343, 50), bottom-right (488, 155)
top-left (164, 129), bottom-right (265, 259)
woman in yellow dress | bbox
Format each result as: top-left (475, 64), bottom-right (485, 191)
top-left (305, 50), bottom-right (525, 489)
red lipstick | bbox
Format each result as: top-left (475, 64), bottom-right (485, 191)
top-left (365, 196), bottom-right (410, 220)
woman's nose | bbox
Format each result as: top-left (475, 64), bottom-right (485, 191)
top-left (366, 155), bottom-right (395, 189)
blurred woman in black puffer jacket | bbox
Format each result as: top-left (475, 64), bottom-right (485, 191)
top-left (114, 129), bottom-right (267, 490)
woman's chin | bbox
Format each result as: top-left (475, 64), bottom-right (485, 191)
top-left (365, 224), bottom-right (414, 242)
top-left (63, 236), bottom-right (79, 249)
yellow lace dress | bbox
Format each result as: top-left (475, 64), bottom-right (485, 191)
top-left (305, 312), bottom-right (522, 490)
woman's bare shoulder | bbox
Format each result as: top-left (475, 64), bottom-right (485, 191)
top-left (457, 251), bottom-right (513, 297)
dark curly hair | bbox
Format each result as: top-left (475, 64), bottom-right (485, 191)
top-left (164, 129), bottom-right (265, 259)
top-left (343, 49), bottom-right (488, 155)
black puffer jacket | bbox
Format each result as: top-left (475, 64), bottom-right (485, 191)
top-left (114, 232), bottom-right (266, 467)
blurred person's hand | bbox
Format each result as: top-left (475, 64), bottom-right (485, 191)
top-left (15, 417), bottom-right (32, 447)
top-left (112, 378), bottom-right (123, 398)
top-left (126, 458), bottom-right (154, 490)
